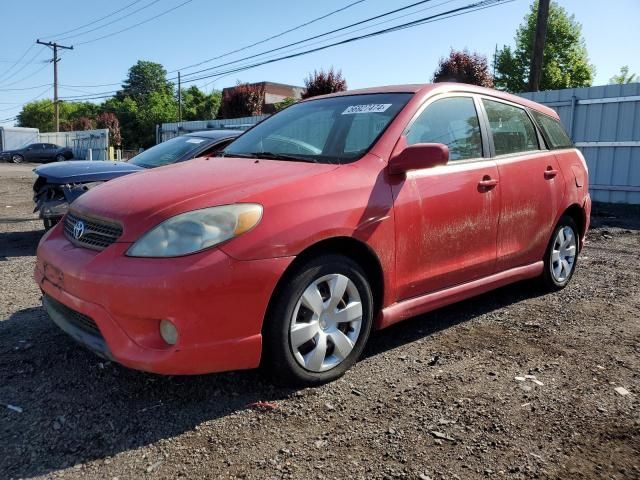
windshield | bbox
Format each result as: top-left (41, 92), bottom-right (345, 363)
top-left (130, 136), bottom-right (210, 168)
top-left (223, 93), bottom-right (413, 164)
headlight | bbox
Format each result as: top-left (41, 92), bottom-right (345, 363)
top-left (126, 203), bottom-right (262, 257)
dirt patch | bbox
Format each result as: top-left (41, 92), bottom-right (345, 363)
top-left (1, 162), bottom-right (638, 479)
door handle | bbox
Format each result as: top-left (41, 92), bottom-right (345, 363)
top-left (478, 176), bottom-right (498, 190)
top-left (544, 167), bottom-right (558, 179)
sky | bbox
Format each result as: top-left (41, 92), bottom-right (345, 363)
top-left (1, 0), bottom-right (639, 125)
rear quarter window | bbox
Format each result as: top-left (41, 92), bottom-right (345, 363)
top-left (531, 110), bottom-right (573, 149)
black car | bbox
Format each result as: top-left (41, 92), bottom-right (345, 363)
top-left (33, 129), bottom-right (242, 229)
top-left (1, 143), bottom-right (73, 163)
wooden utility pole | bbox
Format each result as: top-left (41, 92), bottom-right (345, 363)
top-left (528, 0), bottom-right (550, 91)
top-left (178, 71), bottom-right (182, 122)
top-left (36, 39), bottom-right (73, 132)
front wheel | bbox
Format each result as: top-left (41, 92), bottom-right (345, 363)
top-left (11, 154), bottom-right (24, 164)
top-left (263, 254), bottom-right (373, 386)
top-left (541, 215), bottom-right (579, 290)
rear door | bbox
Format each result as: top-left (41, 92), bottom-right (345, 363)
top-left (391, 94), bottom-right (500, 299)
top-left (479, 98), bottom-right (564, 271)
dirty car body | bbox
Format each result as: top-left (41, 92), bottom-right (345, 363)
top-left (32, 130), bottom-right (242, 229)
top-left (35, 84), bottom-right (591, 385)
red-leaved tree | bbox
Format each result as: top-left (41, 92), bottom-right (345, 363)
top-left (301, 68), bottom-right (347, 99)
top-left (432, 49), bottom-right (494, 88)
top-left (219, 82), bottom-right (266, 119)
top-left (96, 112), bottom-right (122, 147)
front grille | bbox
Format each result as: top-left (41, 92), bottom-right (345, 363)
top-left (44, 294), bottom-right (102, 337)
top-left (64, 212), bottom-right (122, 251)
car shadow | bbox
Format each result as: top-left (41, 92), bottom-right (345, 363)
top-left (0, 280), bottom-right (543, 478)
top-left (0, 228), bottom-right (42, 259)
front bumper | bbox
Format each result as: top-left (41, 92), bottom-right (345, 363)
top-left (35, 224), bottom-right (294, 375)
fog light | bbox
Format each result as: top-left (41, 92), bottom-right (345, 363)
top-left (159, 319), bottom-right (178, 345)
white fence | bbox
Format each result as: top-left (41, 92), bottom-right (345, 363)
top-left (519, 83), bottom-right (640, 204)
top-left (39, 129), bottom-right (110, 160)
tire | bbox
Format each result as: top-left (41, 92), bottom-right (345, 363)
top-left (55, 154), bottom-right (65, 162)
top-left (11, 154), bottom-right (24, 164)
top-left (262, 254), bottom-right (374, 386)
top-left (541, 215), bottom-right (579, 291)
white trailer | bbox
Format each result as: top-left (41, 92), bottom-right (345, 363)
top-left (0, 127), bottom-right (39, 152)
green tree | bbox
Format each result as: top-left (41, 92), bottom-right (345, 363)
top-left (17, 100), bottom-right (99, 132)
top-left (181, 86), bottom-right (221, 120)
top-left (118, 60), bottom-right (174, 103)
top-left (609, 65), bottom-right (637, 84)
top-left (495, 1), bottom-right (594, 92)
top-left (106, 60), bottom-right (178, 148)
top-left (273, 97), bottom-right (296, 112)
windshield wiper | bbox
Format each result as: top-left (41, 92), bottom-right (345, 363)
top-left (248, 151), bottom-right (317, 163)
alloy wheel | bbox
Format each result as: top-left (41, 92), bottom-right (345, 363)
top-left (550, 226), bottom-right (577, 283)
top-left (289, 273), bottom-right (363, 372)
top-left (12, 155), bottom-right (23, 164)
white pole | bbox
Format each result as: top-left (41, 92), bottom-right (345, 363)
top-left (87, 148), bottom-right (93, 161)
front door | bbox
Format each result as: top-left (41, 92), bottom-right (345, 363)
top-left (391, 95), bottom-right (500, 300)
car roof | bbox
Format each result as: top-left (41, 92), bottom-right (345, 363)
top-left (185, 129), bottom-right (243, 139)
top-left (303, 83), bottom-right (559, 119)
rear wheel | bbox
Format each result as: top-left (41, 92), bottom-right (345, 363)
top-left (11, 154), bottom-right (23, 164)
top-left (541, 215), bottom-right (579, 290)
top-left (55, 154), bottom-right (65, 162)
top-left (263, 254), bottom-right (373, 386)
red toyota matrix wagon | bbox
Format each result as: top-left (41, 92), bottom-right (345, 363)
top-left (35, 84), bottom-right (590, 385)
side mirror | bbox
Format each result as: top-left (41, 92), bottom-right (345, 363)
top-left (388, 143), bottom-right (449, 175)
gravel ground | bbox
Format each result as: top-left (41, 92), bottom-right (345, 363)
top-left (1, 162), bottom-right (638, 480)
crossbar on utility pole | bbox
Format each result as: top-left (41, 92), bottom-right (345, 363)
top-left (528, 0), bottom-right (550, 92)
top-left (36, 39), bottom-right (73, 132)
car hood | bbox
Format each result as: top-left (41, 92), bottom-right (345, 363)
top-left (0, 149), bottom-right (23, 155)
top-left (34, 161), bottom-right (145, 183)
top-left (71, 156), bottom-right (339, 242)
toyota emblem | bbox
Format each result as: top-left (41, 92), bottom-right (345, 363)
top-left (73, 220), bottom-right (85, 240)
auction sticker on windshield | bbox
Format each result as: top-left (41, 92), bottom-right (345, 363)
top-left (342, 104), bottom-right (392, 114)
top-left (186, 139), bottom-right (205, 144)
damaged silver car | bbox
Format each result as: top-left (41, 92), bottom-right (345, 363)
top-left (32, 130), bottom-right (242, 229)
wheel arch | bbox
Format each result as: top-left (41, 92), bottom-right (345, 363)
top-left (562, 203), bottom-right (587, 249)
top-left (262, 236), bottom-right (385, 333)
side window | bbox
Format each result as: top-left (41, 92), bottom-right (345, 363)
top-left (531, 110), bottom-right (573, 149)
top-left (482, 99), bottom-right (539, 156)
top-left (405, 97), bottom-right (482, 161)
top-left (200, 139), bottom-right (234, 157)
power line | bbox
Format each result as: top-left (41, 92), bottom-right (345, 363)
top-left (181, 0), bottom-right (514, 84)
top-left (0, 44), bottom-right (36, 82)
top-left (168, 0), bottom-right (367, 74)
top-left (0, 63), bottom-right (51, 90)
top-left (59, 0), bottom-right (512, 102)
top-left (41, 0), bottom-right (146, 40)
top-left (178, 0), bottom-right (437, 80)
top-left (75, 0), bottom-right (194, 46)
top-left (54, 0), bottom-right (163, 42)
top-left (58, 0), bottom-right (442, 96)
top-left (0, 46), bottom-right (47, 84)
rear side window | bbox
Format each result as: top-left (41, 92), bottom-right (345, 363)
top-left (406, 96), bottom-right (482, 161)
top-left (482, 99), bottom-right (539, 156)
top-left (531, 110), bottom-right (573, 149)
